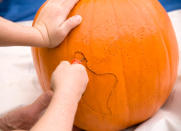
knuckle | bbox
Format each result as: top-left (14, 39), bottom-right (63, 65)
top-left (60, 61), bottom-right (70, 66)
top-left (72, 64), bottom-right (86, 72)
top-left (44, 91), bottom-right (53, 100)
top-left (57, 61), bottom-right (70, 70)
top-left (59, 29), bottom-right (67, 37)
top-left (67, 16), bottom-right (79, 27)
top-left (53, 61), bottom-right (70, 76)
top-left (68, 17), bottom-right (76, 24)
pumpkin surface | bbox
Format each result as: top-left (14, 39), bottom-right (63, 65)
top-left (32, 0), bottom-right (178, 130)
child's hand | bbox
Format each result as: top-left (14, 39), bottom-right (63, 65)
top-left (34, 0), bottom-right (82, 48)
top-left (51, 61), bottom-right (88, 100)
top-left (31, 62), bottom-right (88, 131)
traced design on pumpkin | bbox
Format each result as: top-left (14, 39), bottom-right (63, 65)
top-left (74, 51), bottom-right (118, 115)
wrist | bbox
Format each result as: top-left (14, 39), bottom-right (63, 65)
top-left (54, 84), bottom-right (83, 103)
top-left (32, 24), bottom-right (49, 47)
top-left (29, 26), bottom-right (46, 47)
top-left (55, 88), bottom-right (82, 103)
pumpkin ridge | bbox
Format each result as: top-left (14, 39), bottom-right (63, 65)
top-left (38, 49), bottom-right (49, 89)
top-left (128, 0), bottom-right (163, 117)
top-left (151, 0), bottom-right (178, 103)
top-left (143, 0), bottom-right (171, 112)
top-left (121, 0), bottom-right (143, 124)
top-left (128, 0), bottom-right (145, 125)
top-left (135, 0), bottom-right (161, 116)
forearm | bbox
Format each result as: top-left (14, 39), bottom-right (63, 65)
top-left (0, 118), bottom-right (27, 131)
top-left (0, 17), bottom-right (43, 47)
top-left (31, 87), bottom-right (80, 131)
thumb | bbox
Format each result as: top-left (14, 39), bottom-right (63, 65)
top-left (29, 91), bottom-right (53, 115)
top-left (58, 15), bottom-right (82, 41)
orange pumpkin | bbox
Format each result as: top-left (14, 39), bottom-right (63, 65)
top-left (32, 0), bottom-right (178, 130)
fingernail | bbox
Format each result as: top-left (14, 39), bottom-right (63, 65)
top-left (72, 59), bottom-right (82, 64)
top-left (75, 15), bottom-right (82, 22)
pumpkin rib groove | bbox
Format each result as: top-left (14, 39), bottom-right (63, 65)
top-left (112, 0), bottom-right (132, 122)
top-left (130, 0), bottom-right (145, 124)
top-left (38, 49), bottom-right (47, 90)
top-left (109, 0), bottom-right (132, 125)
top-left (143, 0), bottom-right (171, 111)
top-left (151, 0), bottom-right (177, 103)
top-left (130, 0), bottom-right (165, 117)
top-left (155, 11), bottom-right (172, 112)
top-left (127, 0), bottom-right (149, 125)
top-left (141, 0), bottom-right (162, 115)
top-left (89, 0), bottom-right (95, 56)
top-left (126, 0), bottom-right (151, 124)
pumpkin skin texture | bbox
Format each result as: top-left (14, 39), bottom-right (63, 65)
top-left (32, 0), bottom-right (178, 131)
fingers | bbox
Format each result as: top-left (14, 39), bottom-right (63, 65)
top-left (58, 15), bottom-right (82, 42)
top-left (29, 91), bottom-right (53, 115)
top-left (63, 0), bottom-right (79, 14)
top-left (56, 61), bottom-right (71, 71)
top-left (51, 61), bottom-right (71, 90)
top-left (72, 63), bottom-right (86, 71)
top-left (72, 64), bottom-right (89, 84)
top-left (60, 61), bottom-right (71, 67)
top-left (35, 0), bottom-right (82, 48)
top-left (54, 61), bottom-right (71, 73)
top-left (50, 0), bottom-right (80, 21)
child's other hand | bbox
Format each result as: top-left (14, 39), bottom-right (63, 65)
top-left (51, 61), bottom-right (88, 100)
top-left (0, 91), bottom-right (53, 130)
top-left (34, 0), bottom-right (82, 48)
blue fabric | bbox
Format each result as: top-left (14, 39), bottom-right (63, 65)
top-left (0, 0), bottom-right (45, 22)
top-left (0, 0), bottom-right (181, 22)
top-left (159, 0), bottom-right (181, 12)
